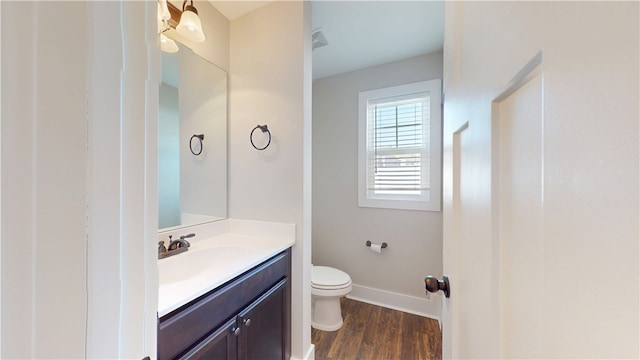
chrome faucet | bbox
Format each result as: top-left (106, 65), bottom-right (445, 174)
top-left (158, 233), bottom-right (195, 259)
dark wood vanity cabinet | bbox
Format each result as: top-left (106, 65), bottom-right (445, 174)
top-left (158, 249), bottom-right (291, 360)
top-left (179, 318), bottom-right (237, 360)
top-left (238, 279), bottom-right (288, 359)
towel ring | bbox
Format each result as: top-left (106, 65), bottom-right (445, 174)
top-left (190, 134), bottom-right (204, 155)
top-left (250, 125), bottom-right (271, 150)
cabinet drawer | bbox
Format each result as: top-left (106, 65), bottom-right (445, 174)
top-left (158, 250), bottom-right (290, 360)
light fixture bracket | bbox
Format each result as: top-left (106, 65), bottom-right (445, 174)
top-left (166, 2), bottom-right (181, 29)
top-left (183, 4), bottom-right (198, 15)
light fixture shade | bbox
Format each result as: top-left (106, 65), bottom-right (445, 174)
top-left (160, 33), bottom-right (179, 53)
top-left (176, 5), bottom-right (205, 43)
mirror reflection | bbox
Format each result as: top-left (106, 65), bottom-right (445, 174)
top-left (159, 44), bottom-right (227, 230)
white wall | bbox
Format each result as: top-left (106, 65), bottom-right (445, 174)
top-left (312, 53), bottom-right (443, 305)
top-left (229, 2), bottom-right (313, 359)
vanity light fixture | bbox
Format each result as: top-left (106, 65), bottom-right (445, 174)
top-left (158, 0), bottom-right (179, 53)
top-left (160, 33), bottom-right (179, 53)
top-left (176, 0), bottom-right (205, 43)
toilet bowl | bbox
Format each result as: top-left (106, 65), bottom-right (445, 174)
top-left (311, 266), bottom-right (352, 331)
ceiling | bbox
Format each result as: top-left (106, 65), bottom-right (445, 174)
top-left (210, 1), bottom-right (271, 20)
top-left (208, 0), bottom-right (444, 80)
top-left (311, 1), bottom-right (444, 79)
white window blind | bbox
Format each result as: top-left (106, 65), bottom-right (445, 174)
top-left (358, 79), bottom-right (441, 211)
top-left (366, 92), bottom-right (429, 199)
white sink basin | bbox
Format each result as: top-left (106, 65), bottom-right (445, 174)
top-left (157, 231), bottom-right (295, 317)
top-left (159, 246), bottom-right (251, 285)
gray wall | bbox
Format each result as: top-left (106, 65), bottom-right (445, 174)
top-left (312, 52), bottom-right (443, 299)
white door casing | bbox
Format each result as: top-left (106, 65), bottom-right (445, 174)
top-left (442, 2), bottom-right (639, 359)
top-left (1, 1), bottom-right (158, 358)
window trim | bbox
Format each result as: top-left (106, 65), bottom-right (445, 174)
top-left (357, 79), bottom-right (442, 211)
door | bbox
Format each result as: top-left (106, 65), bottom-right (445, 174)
top-left (441, 2), bottom-right (638, 359)
top-left (238, 279), bottom-right (288, 360)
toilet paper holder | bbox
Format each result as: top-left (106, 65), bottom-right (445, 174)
top-left (365, 240), bottom-right (387, 249)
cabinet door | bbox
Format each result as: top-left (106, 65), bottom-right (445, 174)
top-left (179, 318), bottom-right (238, 360)
top-left (238, 279), bottom-right (289, 360)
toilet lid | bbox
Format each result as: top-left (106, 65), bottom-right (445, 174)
top-left (312, 266), bottom-right (351, 288)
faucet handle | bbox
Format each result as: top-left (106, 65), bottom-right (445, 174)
top-left (158, 240), bottom-right (167, 254)
top-left (179, 233), bottom-right (195, 247)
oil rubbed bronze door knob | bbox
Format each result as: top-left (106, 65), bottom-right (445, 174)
top-left (425, 275), bottom-right (450, 298)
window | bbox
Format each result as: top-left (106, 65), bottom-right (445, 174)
top-left (358, 80), bottom-right (441, 211)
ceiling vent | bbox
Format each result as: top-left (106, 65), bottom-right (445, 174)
top-left (312, 28), bottom-right (329, 50)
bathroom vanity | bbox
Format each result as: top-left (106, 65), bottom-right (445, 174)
top-left (157, 220), bottom-right (295, 360)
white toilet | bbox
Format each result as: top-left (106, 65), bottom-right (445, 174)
top-left (311, 265), bottom-right (352, 331)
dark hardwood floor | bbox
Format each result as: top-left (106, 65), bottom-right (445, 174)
top-left (312, 297), bottom-right (442, 360)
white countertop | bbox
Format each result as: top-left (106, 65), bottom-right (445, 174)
top-left (157, 219), bottom-right (295, 317)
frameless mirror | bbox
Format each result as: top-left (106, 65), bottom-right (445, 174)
top-left (159, 43), bottom-right (227, 231)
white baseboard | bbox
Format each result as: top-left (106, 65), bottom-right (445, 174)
top-left (346, 284), bottom-right (441, 322)
top-left (290, 344), bottom-right (314, 360)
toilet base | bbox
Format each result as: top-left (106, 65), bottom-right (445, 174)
top-left (311, 295), bottom-right (344, 331)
